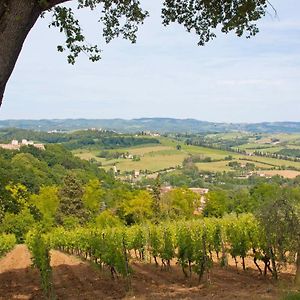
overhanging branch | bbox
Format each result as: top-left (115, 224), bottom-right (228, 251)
top-left (41, 0), bottom-right (72, 11)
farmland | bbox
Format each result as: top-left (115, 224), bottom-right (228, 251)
top-left (1, 214), bottom-right (300, 300)
top-left (1, 127), bottom-right (299, 178)
top-left (73, 134), bottom-right (300, 178)
top-left (1, 128), bottom-right (300, 299)
top-left (0, 244), bottom-right (295, 300)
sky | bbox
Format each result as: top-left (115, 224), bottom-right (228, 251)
top-left (0, 0), bottom-right (300, 123)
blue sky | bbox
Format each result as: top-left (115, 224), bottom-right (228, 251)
top-left (0, 0), bottom-right (300, 122)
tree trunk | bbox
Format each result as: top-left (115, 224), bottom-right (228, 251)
top-left (0, 0), bottom-right (41, 106)
top-left (270, 247), bottom-right (278, 280)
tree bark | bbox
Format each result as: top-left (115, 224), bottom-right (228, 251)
top-left (0, 0), bottom-right (70, 107)
top-left (270, 247), bottom-right (278, 280)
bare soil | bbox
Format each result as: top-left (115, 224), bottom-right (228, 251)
top-left (257, 170), bottom-right (300, 179)
top-left (0, 245), bottom-right (43, 299)
top-left (0, 245), bottom-right (296, 300)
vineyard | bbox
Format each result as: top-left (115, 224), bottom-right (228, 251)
top-left (43, 214), bottom-right (299, 281)
top-left (0, 214), bottom-right (294, 299)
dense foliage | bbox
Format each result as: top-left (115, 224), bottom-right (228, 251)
top-left (277, 149), bottom-right (300, 159)
top-left (0, 234), bottom-right (16, 257)
top-left (0, 144), bottom-right (111, 194)
top-left (0, 128), bottom-right (160, 150)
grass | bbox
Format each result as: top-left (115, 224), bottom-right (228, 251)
top-left (111, 153), bottom-right (187, 172)
top-left (74, 151), bottom-right (102, 161)
top-left (244, 156), bottom-right (300, 169)
top-left (196, 161), bottom-right (232, 172)
top-left (120, 145), bottom-right (173, 155)
top-left (237, 159), bottom-right (273, 170)
top-left (195, 159), bottom-right (275, 173)
top-left (180, 145), bottom-right (229, 160)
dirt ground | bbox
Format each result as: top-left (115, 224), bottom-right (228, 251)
top-left (0, 245), bottom-right (296, 300)
top-left (0, 245), bottom-right (43, 299)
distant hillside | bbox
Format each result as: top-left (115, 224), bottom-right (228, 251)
top-left (0, 118), bottom-right (300, 133)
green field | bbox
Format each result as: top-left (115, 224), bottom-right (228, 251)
top-left (195, 158), bottom-right (275, 173)
top-left (110, 153), bottom-right (186, 172)
top-left (243, 156), bottom-right (300, 169)
top-left (73, 135), bottom-right (300, 176)
top-left (196, 161), bottom-right (232, 172)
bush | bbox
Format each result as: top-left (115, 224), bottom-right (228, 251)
top-left (0, 208), bottom-right (35, 243)
top-left (0, 234), bottom-right (16, 257)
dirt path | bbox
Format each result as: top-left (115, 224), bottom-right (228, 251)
top-left (0, 246), bottom-right (294, 300)
top-left (0, 245), bottom-right (43, 299)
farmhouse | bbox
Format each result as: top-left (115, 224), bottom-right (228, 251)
top-left (134, 170), bottom-right (140, 178)
top-left (0, 139), bottom-right (45, 150)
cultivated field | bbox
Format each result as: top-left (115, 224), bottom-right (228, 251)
top-left (73, 136), bottom-right (300, 178)
top-left (0, 245), bottom-right (297, 300)
top-left (257, 170), bottom-right (300, 179)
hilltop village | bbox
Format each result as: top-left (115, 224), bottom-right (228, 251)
top-left (0, 139), bottom-right (45, 150)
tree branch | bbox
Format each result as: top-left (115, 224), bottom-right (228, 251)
top-left (266, 1), bottom-right (278, 19)
top-left (41, 0), bottom-right (72, 11)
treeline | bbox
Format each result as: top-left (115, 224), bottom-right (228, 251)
top-left (278, 149), bottom-right (300, 158)
top-left (0, 145), bottom-right (112, 193)
top-left (184, 137), bottom-right (248, 155)
top-left (183, 155), bottom-right (212, 164)
top-left (64, 136), bottom-right (160, 150)
top-left (202, 183), bottom-right (300, 217)
top-left (183, 134), bottom-right (251, 150)
top-left (0, 144), bottom-right (132, 242)
top-left (0, 127), bottom-right (123, 143)
top-left (0, 177), bottom-right (204, 242)
top-left (0, 128), bottom-right (160, 150)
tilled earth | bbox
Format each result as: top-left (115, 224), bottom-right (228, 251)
top-left (0, 245), bottom-right (295, 300)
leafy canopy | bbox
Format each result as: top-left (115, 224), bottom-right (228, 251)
top-left (41, 0), bottom-right (273, 64)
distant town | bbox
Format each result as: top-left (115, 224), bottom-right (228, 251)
top-left (0, 139), bottom-right (45, 150)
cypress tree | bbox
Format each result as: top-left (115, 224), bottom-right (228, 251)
top-left (56, 174), bottom-right (87, 224)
